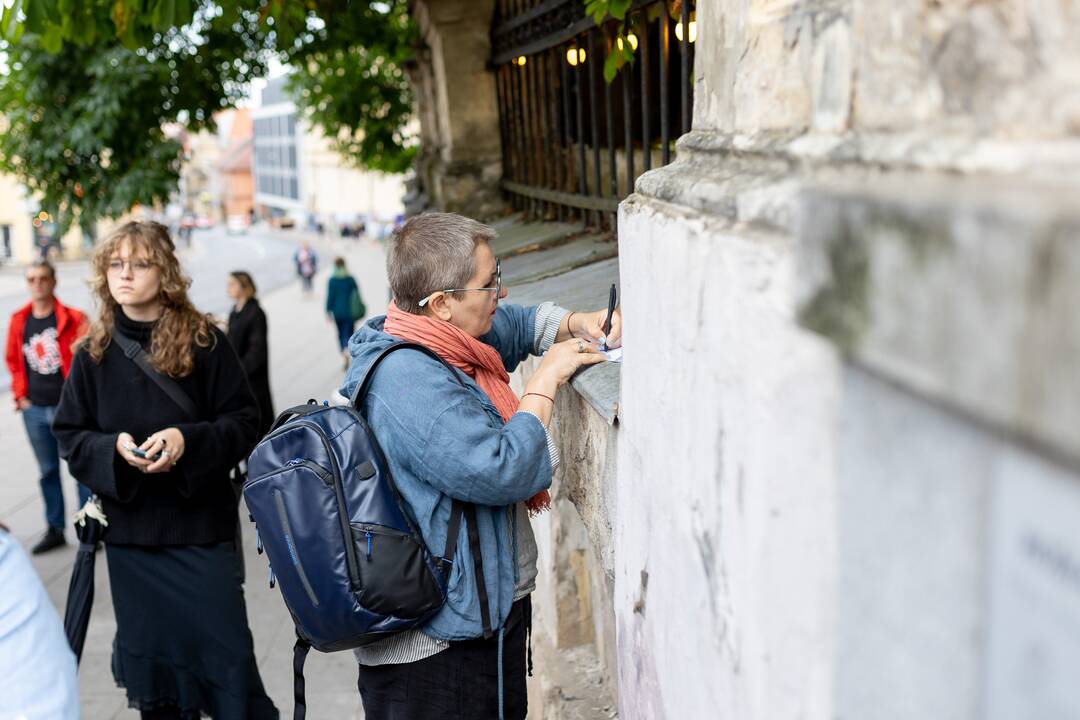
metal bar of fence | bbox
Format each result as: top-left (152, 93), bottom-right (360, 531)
top-left (573, 47), bottom-right (588, 223)
top-left (640, 10), bottom-right (651, 173)
top-left (542, 50), bottom-right (563, 222)
top-left (533, 56), bottom-right (548, 218)
top-left (496, 65), bottom-right (511, 184)
top-left (511, 58), bottom-right (532, 216)
top-left (499, 66), bottom-right (518, 210)
top-left (681, 0), bottom-right (690, 134)
top-left (604, 26), bottom-right (617, 225)
top-left (502, 180), bottom-right (620, 212)
top-left (587, 28), bottom-right (602, 227)
top-left (522, 55), bottom-right (535, 217)
top-left (539, 52), bottom-right (553, 219)
top-left (505, 63), bottom-right (518, 211)
top-left (659, 12), bottom-right (670, 166)
top-left (560, 53), bottom-right (575, 220)
top-left (530, 56), bottom-right (543, 217)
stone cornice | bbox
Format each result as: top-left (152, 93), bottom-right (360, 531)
top-left (628, 127), bottom-right (1080, 471)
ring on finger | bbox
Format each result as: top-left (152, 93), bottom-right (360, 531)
top-left (577, 339), bottom-right (585, 353)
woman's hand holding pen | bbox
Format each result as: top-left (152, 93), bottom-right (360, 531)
top-left (565, 307), bottom-right (622, 349)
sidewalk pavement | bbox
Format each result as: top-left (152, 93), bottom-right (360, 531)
top-left (0, 234), bottom-right (389, 719)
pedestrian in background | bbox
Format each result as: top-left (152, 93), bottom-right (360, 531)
top-left (326, 256), bottom-right (365, 367)
top-left (226, 270), bottom-right (274, 437)
top-left (4, 260), bottom-right (91, 554)
top-left (52, 221), bottom-right (278, 720)
top-left (294, 240), bottom-right (317, 295)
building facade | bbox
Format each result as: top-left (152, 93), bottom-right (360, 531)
top-left (0, 172), bottom-right (97, 265)
top-left (252, 75), bottom-right (405, 233)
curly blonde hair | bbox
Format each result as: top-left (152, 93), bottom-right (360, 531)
top-left (83, 221), bottom-right (214, 378)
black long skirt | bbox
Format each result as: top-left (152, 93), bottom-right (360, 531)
top-left (105, 542), bottom-right (279, 719)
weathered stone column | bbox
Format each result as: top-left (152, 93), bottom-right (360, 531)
top-left (410, 0), bottom-right (505, 219)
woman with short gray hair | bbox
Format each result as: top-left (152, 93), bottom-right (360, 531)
top-left (340, 211), bottom-right (622, 720)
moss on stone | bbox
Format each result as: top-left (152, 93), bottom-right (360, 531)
top-left (798, 211), bottom-right (871, 354)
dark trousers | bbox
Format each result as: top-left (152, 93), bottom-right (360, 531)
top-left (357, 598), bottom-right (530, 720)
top-left (23, 404), bottom-right (92, 529)
top-left (335, 317), bottom-right (356, 350)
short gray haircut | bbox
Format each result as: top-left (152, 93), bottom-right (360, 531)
top-left (387, 212), bottom-right (496, 314)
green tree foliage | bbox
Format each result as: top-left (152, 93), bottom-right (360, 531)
top-left (0, 7), bottom-right (272, 233)
top-left (284, 3), bottom-right (415, 174)
top-left (584, 0), bottom-right (673, 83)
top-left (0, 1), bottom-right (415, 231)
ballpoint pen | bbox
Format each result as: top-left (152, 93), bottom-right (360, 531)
top-left (601, 283), bottom-right (616, 351)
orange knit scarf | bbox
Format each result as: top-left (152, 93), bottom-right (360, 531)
top-left (383, 301), bottom-right (551, 514)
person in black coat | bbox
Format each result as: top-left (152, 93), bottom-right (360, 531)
top-left (226, 271), bottom-right (274, 436)
top-left (52, 221), bottom-right (278, 720)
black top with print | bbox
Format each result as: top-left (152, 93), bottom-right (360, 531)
top-left (23, 312), bottom-right (64, 406)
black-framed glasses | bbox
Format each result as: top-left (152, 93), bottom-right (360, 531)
top-left (418, 258), bottom-right (501, 308)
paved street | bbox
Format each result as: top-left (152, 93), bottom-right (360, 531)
top-left (0, 229), bottom-right (389, 718)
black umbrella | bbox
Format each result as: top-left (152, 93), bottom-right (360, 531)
top-left (63, 496), bottom-right (107, 665)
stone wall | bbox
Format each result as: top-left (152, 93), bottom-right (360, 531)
top-left (618, 0), bottom-right (1080, 719)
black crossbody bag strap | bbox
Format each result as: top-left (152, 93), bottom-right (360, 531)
top-left (113, 333), bottom-right (198, 419)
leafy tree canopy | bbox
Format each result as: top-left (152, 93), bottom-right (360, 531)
top-left (0, 1), bottom-right (415, 233)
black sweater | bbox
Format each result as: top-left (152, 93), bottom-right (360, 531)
top-left (53, 309), bottom-right (259, 546)
top-left (226, 299), bottom-right (274, 436)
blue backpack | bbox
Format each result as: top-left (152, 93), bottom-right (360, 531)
top-left (243, 343), bottom-right (492, 718)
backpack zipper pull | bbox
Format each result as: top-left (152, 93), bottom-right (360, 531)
top-left (255, 526), bottom-right (263, 555)
top-left (365, 531), bottom-right (372, 560)
top-left (268, 562), bottom-right (276, 589)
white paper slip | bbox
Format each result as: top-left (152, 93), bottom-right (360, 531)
top-left (602, 347), bottom-right (623, 362)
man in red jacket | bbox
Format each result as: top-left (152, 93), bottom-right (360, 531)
top-left (5, 261), bottom-right (90, 553)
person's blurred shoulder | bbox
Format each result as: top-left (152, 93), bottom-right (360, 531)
top-left (0, 530), bottom-right (80, 719)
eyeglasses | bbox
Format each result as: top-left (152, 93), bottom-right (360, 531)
top-left (107, 258), bottom-right (154, 276)
top-left (418, 258), bottom-right (501, 308)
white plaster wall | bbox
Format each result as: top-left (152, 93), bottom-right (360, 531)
top-left (836, 367), bottom-right (988, 720)
top-left (615, 197), bottom-right (839, 720)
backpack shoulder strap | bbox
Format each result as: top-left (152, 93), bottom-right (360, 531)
top-left (113, 333), bottom-right (198, 420)
top-left (349, 341), bottom-right (467, 409)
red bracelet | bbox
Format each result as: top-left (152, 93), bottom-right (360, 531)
top-left (523, 391), bottom-right (555, 404)
top-left (566, 312), bottom-right (577, 338)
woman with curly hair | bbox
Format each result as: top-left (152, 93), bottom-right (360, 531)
top-left (53, 221), bottom-right (278, 719)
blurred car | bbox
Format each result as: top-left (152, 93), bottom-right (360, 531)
top-left (195, 215), bottom-right (215, 229)
top-left (226, 214), bottom-right (249, 235)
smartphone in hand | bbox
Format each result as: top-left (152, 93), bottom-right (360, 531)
top-left (127, 444), bottom-right (161, 461)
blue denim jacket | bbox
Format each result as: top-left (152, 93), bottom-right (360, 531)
top-left (339, 304), bottom-right (551, 641)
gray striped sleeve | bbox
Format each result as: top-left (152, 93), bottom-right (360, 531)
top-left (533, 302), bottom-right (569, 354)
top-left (518, 410), bottom-right (560, 472)
top-left (353, 629), bottom-right (449, 666)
